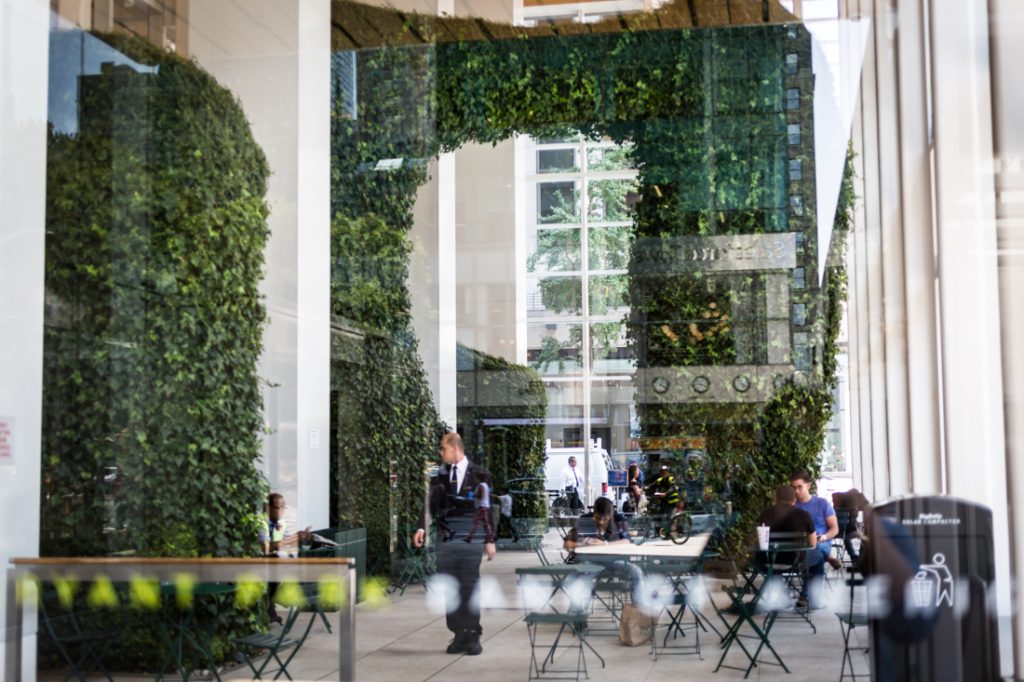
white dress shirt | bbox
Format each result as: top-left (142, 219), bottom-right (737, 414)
top-left (562, 465), bottom-right (581, 490)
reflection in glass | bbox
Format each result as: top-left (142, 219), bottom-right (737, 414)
top-left (538, 181), bottom-right (580, 224)
top-left (588, 226), bottom-right (633, 270)
top-left (589, 275), bottom-right (629, 314)
top-left (588, 178), bottom-right (637, 222)
top-left (528, 228), bottom-right (581, 272)
top-left (590, 322), bottom-right (633, 375)
top-left (529, 274), bottom-right (582, 316)
top-left (538, 148), bottom-right (578, 173)
top-left (587, 145), bottom-right (634, 172)
top-left (528, 322), bottom-right (584, 376)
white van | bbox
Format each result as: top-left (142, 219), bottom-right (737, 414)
top-left (544, 439), bottom-right (612, 506)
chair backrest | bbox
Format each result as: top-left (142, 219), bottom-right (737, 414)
top-left (769, 530), bottom-right (812, 544)
top-left (835, 509), bottom-right (854, 533)
top-left (762, 530), bottom-right (812, 571)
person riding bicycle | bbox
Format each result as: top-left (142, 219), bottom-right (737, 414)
top-left (645, 464), bottom-right (681, 517)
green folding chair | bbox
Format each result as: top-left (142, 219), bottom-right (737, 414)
top-left (388, 523), bottom-right (437, 595)
top-left (522, 574), bottom-right (605, 682)
top-left (836, 574), bottom-right (870, 681)
top-left (37, 590), bottom-right (115, 682)
top-left (232, 604), bottom-right (317, 680)
top-left (714, 552), bottom-right (793, 678)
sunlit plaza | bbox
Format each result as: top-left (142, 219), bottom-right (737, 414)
top-left (3, 0), bottom-right (1024, 680)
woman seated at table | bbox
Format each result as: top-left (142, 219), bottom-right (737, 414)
top-left (563, 496), bottom-right (632, 552)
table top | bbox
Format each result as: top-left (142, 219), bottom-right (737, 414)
top-left (573, 532), bottom-right (711, 559)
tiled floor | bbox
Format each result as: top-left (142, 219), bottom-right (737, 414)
top-left (217, 530), bottom-right (869, 682)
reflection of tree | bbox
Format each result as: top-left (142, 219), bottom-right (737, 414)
top-left (531, 321), bottom-right (622, 374)
top-left (589, 178), bottom-right (636, 222)
top-left (529, 144), bottom-right (636, 372)
top-left (528, 229), bottom-right (581, 272)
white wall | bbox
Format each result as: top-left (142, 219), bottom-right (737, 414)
top-left (0, 0), bottom-right (48, 677)
top-left (189, 0), bottom-right (332, 531)
top-left (454, 140), bottom-right (518, 363)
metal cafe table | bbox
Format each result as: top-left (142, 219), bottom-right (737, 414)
top-left (575, 533), bottom-right (714, 656)
top-left (5, 557), bottom-right (356, 681)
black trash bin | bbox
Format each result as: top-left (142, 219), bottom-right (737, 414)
top-left (866, 496), bottom-right (1000, 682)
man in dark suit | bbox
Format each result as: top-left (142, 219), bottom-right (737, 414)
top-left (414, 432), bottom-right (496, 655)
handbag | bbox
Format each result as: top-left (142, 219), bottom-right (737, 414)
top-left (618, 603), bottom-right (659, 646)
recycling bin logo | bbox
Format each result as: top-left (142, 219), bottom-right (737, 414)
top-left (910, 553), bottom-right (954, 609)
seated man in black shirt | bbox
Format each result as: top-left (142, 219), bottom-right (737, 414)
top-left (757, 484), bottom-right (817, 569)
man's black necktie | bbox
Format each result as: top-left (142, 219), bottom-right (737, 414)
top-left (450, 466), bottom-right (459, 495)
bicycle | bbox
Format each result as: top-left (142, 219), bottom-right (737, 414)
top-left (636, 507), bottom-right (693, 544)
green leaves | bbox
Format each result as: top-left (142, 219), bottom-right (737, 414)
top-left (41, 32), bottom-right (270, 563)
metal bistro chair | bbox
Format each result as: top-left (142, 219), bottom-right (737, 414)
top-left (388, 523), bottom-right (436, 595)
top-left (521, 572), bottom-right (605, 682)
top-left (233, 602), bottom-right (318, 681)
top-left (640, 557), bottom-right (704, 661)
top-left (833, 509), bottom-right (861, 572)
top-left (836, 571), bottom-right (870, 681)
top-left (766, 530), bottom-right (817, 634)
top-left (715, 532), bottom-right (814, 678)
top-left (37, 588), bottom-right (115, 682)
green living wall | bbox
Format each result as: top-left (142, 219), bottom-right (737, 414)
top-left (330, 44), bottom-right (446, 570)
top-left (41, 33), bottom-right (269, 559)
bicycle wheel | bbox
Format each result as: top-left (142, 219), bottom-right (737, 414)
top-left (669, 513), bottom-right (692, 544)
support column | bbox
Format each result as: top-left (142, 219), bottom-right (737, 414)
top-left (929, 0), bottom-right (1011, 616)
top-left (990, 0), bottom-right (1024, 669)
top-left (0, 1), bottom-right (48, 678)
top-left (872, 0), bottom-right (911, 496)
top-left (844, 221), bottom-right (865, 492)
top-left (896, 0), bottom-right (943, 495)
top-left (859, 26), bottom-right (891, 500)
top-left (851, 107), bottom-right (876, 501)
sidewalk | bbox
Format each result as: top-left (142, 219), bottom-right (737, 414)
top-left (226, 529), bottom-right (863, 681)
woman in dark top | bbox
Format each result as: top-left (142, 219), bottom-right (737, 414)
top-left (563, 496), bottom-right (631, 551)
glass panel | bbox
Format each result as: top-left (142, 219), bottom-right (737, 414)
top-left (538, 147), bottom-right (578, 173)
top-left (792, 302), bottom-right (807, 326)
top-left (588, 226), bottom-right (633, 270)
top-left (789, 158), bottom-right (803, 181)
top-left (790, 194), bottom-right (804, 216)
top-left (587, 145), bottom-right (634, 171)
top-left (528, 227), bottom-right (581, 272)
top-left (588, 178), bottom-right (637, 222)
top-left (792, 266), bottom-right (806, 290)
top-left (528, 274), bottom-right (583, 316)
top-left (785, 87), bottom-right (800, 110)
top-left (527, 321), bottom-right (584, 376)
top-left (589, 274), bottom-right (629, 314)
top-left (590, 321), bottom-right (634, 375)
top-left (538, 181), bottom-right (581, 224)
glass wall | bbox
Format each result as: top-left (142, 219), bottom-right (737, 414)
top-left (328, 0), bottom-right (836, 568)
top-left (22, 0), bottom-right (1019, 677)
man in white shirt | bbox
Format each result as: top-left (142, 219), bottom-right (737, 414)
top-left (561, 456), bottom-right (582, 491)
top-left (561, 456), bottom-right (584, 510)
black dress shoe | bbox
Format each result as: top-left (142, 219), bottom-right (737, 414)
top-left (446, 635), bottom-right (468, 654)
top-left (465, 635), bottom-right (482, 656)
